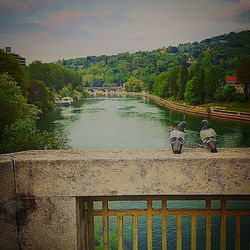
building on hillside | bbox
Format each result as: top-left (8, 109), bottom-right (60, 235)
top-left (2, 47), bottom-right (26, 66)
top-left (225, 76), bottom-right (244, 94)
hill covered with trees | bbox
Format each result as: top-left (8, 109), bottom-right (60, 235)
top-left (58, 30), bottom-right (250, 104)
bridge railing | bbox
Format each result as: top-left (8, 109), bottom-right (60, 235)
top-left (1, 149), bottom-right (250, 249)
top-left (79, 195), bottom-right (250, 250)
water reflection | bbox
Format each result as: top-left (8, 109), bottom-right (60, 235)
top-left (38, 96), bottom-right (250, 148)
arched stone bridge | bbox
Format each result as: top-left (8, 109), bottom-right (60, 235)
top-left (84, 86), bottom-right (123, 93)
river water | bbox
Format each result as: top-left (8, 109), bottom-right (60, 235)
top-left (38, 96), bottom-right (250, 250)
top-left (38, 96), bottom-right (250, 148)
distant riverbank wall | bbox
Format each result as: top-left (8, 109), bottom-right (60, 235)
top-left (123, 92), bottom-right (250, 122)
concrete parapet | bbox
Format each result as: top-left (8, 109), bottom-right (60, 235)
top-left (0, 148), bottom-right (250, 249)
top-left (6, 148), bottom-right (250, 197)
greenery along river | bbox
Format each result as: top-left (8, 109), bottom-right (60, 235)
top-left (38, 96), bottom-right (250, 148)
top-left (38, 96), bottom-right (250, 250)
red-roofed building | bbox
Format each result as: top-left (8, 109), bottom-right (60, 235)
top-left (225, 75), bottom-right (244, 94)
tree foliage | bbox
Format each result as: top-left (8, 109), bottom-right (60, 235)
top-left (237, 56), bottom-right (250, 101)
top-left (59, 30), bottom-right (250, 104)
top-left (124, 77), bottom-right (144, 92)
top-left (28, 80), bottom-right (54, 112)
top-left (28, 61), bottom-right (82, 91)
top-left (0, 119), bottom-right (70, 153)
top-left (0, 73), bottom-right (39, 137)
top-left (0, 50), bottom-right (29, 97)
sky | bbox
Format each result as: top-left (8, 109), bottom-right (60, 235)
top-left (0, 0), bottom-right (250, 64)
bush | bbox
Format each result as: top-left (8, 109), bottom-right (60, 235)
top-left (124, 77), bottom-right (144, 92)
top-left (0, 119), bottom-right (70, 153)
top-left (0, 73), bottom-right (39, 136)
top-left (28, 80), bottom-right (54, 112)
top-left (214, 85), bottom-right (244, 102)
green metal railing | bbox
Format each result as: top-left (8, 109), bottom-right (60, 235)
top-left (79, 195), bottom-right (250, 250)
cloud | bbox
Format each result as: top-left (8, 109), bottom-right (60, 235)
top-left (34, 9), bottom-right (113, 29)
top-left (234, 8), bottom-right (250, 23)
top-left (1, 0), bottom-right (250, 63)
top-left (222, 0), bottom-right (240, 3)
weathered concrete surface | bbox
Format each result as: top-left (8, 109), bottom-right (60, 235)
top-left (0, 148), bottom-right (250, 249)
top-left (0, 201), bottom-right (17, 250)
top-left (0, 157), bottom-right (17, 249)
top-left (16, 197), bottom-right (77, 250)
top-left (0, 157), bottom-right (15, 200)
top-left (1, 148), bottom-right (250, 197)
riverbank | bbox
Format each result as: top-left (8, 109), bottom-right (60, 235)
top-left (122, 92), bottom-right (250, 121)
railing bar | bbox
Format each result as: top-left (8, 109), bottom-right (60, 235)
top-left (92, 210), bottom-right (250, 216)
top-left (191, 215), bottom-right (197, 250)
top-left (249, 227), bottom-right (250, 250)
top-left (220, 200), bottom-right (226, 250)
top-left (87, 195), bottom-right (250, 201)
top-left (133, 215), bottom-right (138, 250)
top-left (103, 199), bottom-right (109, 250)
top-left (162, 197), bottom-right (167, 210)
top-left (118, 215), bottom-right (123, 250)
top-left (206, 215), bottom-right (211, 250)
top-left (162, 215), bottom-right (167, 250)
top-left (87, 200), bottom-right (94, 250)
top-left (147, 198), bottom-right (153, 250)
top-left (235, 216), bottom-right (240, 250)
top-left (177, 215), bottom-right (182, 250)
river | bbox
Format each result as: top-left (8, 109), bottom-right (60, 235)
top-left (38, 96), bottom-right (250, 250)
top-left (38, 96), bottom-right (250, 149)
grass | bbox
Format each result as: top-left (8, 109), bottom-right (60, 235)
top-left (201, 101), bottom-right (250, 113)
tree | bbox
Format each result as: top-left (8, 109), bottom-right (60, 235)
top-left (177, 66), bottom-right (189, 100)
top-left (28, 61), bottom-right (82, 91)
top-left (28, 80), bottom-right (54, 112)
top-left (153, 72), bottom-right (169, 98)
top-left (0, 119), bottom-right (70, 153)
top-left (188, 63), bottom-right (205, 104)
top-left (214, 85), bottom-right (242, 102)
top-left (204, 66), bottom-right (224, 103)
top-left (0, 73), bottom-right (39, 137)
top-left (124, 77), bottom-right (144, 92)
top-left (0, 50), bottom-right (29, 97)
top-left (59, 85), bottom-right (73, 97)
top-left (168, 66), bottom-right (180, 99)
top-left (185, 77), bottom-right (199, 105)
top-left (237, 56), bottom-right (250, 101)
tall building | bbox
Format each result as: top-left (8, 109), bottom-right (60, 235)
top-left (3, 47), bottom-right (26, 66)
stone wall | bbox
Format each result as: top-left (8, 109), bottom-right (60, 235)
top-left (0, 148), bottom-right (250, 249)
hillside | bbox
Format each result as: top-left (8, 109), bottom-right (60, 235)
top-left (58, 30), bottom-right (250, 92)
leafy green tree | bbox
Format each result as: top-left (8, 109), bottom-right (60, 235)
top-left (28, 61), bottom-right (82, 91)
top-left (0, 119), bottom-right (70, 153)
top-left (168, 66), bottom-right (180, 99)
top-left (132, 56), bottom-right (145, 70)
top-left (59, 85), bottom-right (73, 97)
top-left (28, 80), bottom-right (54, 112)
top-left (237, 56), bottom-right (250, 101)
top-left (214, 85), bottom-right (242, 102)
top-left (222, 85), bottom-right (240, 102)
top-left (0, 73), bottom-right (39, 137)
top-left (188, 63), bottom-right (205, 104)
top-left (204, 66), bottom-right (224, 103)
top-left (153, 72), bottom-right (169, 98)
top-left (0, 50), bottom-right (29, 97)
top-left (177, 66), bottom-right (189, 100)
top-left (214, 86), bottom-right (224, 102)
top-left (184, 77), bottom-right (199, 104)
top-left (124, 77), bottom-right (144, 92)
top-left (83, 74), bottom-right (94, 86)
